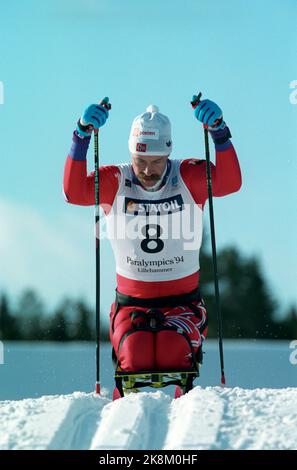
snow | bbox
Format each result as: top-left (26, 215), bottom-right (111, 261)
top-left (1, 387), bottom-right (297, 450)
top-left (164, 388), bottom-right (224, 449)
top-left (91, 391), bottom-right (171, 450)
top-left (0, 392), bottom-right (108, 450)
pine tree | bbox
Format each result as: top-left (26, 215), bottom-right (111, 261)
top-left (200, 246), bottom-right (279, 339)
top-left (72, 300), bottom-right (93, 341)
top-left (16, 289), bottom-right (45, 340)
top-left (274, 306), bottom-right (297, 339)
top-left (47, 310), bottom-right (69, 341)
top-left (0, 293), bottom-right (21, 340)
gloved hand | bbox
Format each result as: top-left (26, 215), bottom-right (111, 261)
top-left (76, 103), bottom-right (109, 137)
top-left (193, 98), bottom-right (224, 130)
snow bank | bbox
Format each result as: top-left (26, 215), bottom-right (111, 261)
top-left (0, 387), bottom-right (296, 450)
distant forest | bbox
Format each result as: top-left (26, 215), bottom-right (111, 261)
top-left (0, 245), bottom-right (296, 341)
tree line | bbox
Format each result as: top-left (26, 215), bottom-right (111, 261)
top-left (0, 245), bottom-right (296, 341)
top-left (200, 246), bottom-right (297, 339)
top-left (0, 291), bottom-right (103, 341)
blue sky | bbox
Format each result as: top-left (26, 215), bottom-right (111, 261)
top-left (0, 0), bottom-right (296, 319)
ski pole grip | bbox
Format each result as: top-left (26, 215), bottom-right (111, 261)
top-left (191, 92), bottom-right (202, 109)
top-left (93, 97), bottom-right (112, 134)
top-left (99, 96), bottom-right (112, 111)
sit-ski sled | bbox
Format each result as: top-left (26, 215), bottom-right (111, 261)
top-left (112, 347), bottom-right (203, 400)
top-left (110, 293), bottom-right (205, 400)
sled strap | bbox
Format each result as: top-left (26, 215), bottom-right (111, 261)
top-left (115, 287), bottom-right (201, 312)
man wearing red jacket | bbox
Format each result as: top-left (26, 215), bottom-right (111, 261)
top-left (63, 98), bottom-right (242, 372)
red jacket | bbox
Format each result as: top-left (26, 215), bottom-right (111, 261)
top-left (63, 132), bottom-right (242, 298)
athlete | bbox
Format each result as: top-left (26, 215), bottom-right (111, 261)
top-left (63, 98), bottom-right (242, 372)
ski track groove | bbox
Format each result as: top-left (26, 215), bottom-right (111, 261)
top-left (164, 387), bottom-right (224, 450)
top-left (48, 394), bottom-right (108, 450)
top-left (90, 391), bottom-right (172, 450)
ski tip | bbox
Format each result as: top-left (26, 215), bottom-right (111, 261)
top-left (191, 92), bottom-right (202, 109)
top-left (100, 97), bottom-right (112, 110)
top-left (174, 386), bottom-right (184, 399)
top-left (112, 387), bottom-right (122, 401)
top-left (221, 373), bottom-right (226, 386)
top-left (95, 382), bottom-right (101, 395)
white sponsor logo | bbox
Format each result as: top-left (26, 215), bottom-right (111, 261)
top-left (289, 80), bottom-right (297, 104)
top-left (289, 340), bottom-right (297, 365)
top-left (0, 81), bottom-right (4, 104)
top-left (126, 195), bottom-right (183, 215)
top-left (138, 200), bottom-right (181, 213)
top-left (133, 128), bottom-right (159, 140)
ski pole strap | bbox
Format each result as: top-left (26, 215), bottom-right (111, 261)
top-left (115, 287), bottom-right (202, 311)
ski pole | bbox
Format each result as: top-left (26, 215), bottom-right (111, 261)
top-left (191, 92), bottom-right (226, 385)
top-left (94, 97), bottom-right (111, 394)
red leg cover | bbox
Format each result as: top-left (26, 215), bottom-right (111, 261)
top-left (109, 300), bottom-right (207, 372)
top-left (119, 330), bottom-right (154, 371)
top-left (155, 304), bottom-right (205, 369)
top-left (155, 330), bottom-right (193, 370)
top-left (110, 303), bottom-right (155, 371)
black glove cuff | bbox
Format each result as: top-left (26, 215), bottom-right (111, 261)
top-left (77, 119), bottom-right (92, 132)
